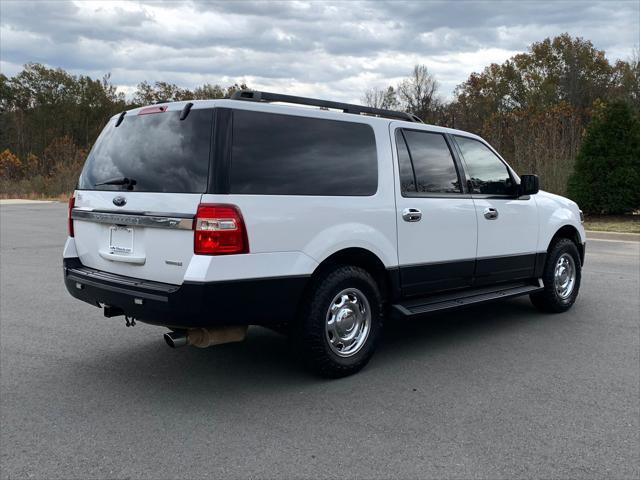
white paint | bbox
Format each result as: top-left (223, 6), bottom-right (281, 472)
top-left (534, 190), bottom-right (586, 250)
top-left (72, 192), bottom-right (202, 285)
top-left (62, 237), bottom-right (78, 258)
top-left (474, 196), bottom-right (539, 257)
top-left (389, 122), bottom-right (477, 266)
top-left (68, 98), bottom-right (586, 287)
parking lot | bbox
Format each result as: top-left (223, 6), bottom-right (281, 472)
top-left (1, 202), bottom-right (638, 479)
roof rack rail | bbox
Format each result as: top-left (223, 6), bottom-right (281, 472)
top-left (230, 90), bottom-right (423, 123)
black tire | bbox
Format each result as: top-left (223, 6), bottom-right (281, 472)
top-left (294, 265), bottom-right (383, 378)
top-left (530, 238), bottom-right (581, 313)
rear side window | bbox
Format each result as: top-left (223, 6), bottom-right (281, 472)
top-left (78, 109), bottom-right (212, 193)
top-left (395, 130), bottom-right (416, 193)
top-left (230, 110), bottom-right (377, 196)
top-left (400, 130), bottom-right (461, 194)
top-left (454, 136), bottom-right (514, 195)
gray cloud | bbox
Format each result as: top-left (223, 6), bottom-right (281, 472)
top-left (1, 0), bottom-right (638, 102)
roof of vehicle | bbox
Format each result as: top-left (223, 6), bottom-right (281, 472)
top-left (117, 91), bottom-right (483, 141)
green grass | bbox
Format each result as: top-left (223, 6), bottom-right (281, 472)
top-left (583, 215), bottom-right (640, 234)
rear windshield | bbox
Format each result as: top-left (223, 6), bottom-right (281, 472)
top-left (78, 109), bottom-right (212, 193)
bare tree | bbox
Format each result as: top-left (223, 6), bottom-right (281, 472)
top-left (397, 65), bottom-right (440, 122)
top-left (627, 47), bottom-right (640, 109)
top-left (362, 86), bottom-right (399, 110)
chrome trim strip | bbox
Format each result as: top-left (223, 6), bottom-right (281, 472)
top-left (71, 209), bottom-right (194, 230)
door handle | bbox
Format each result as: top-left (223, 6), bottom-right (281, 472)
top-left (402, 208), bottom-right (422, 222)
top-left (483, 207), bottom-right (499, 220)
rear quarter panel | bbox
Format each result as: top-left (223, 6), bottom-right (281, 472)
top-left (199, 110), bottom-right (397, 282)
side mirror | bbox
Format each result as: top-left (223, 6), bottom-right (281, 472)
top-left (519, 174), bottom-right (539, 196)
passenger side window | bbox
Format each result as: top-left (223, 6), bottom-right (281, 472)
top-left (400, 130), bottom-right (461, 194)
top-left (455, 136), bottom-right (514, 195)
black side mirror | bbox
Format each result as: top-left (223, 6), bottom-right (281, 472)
top-left (519, 174), bottom-right (539, 196)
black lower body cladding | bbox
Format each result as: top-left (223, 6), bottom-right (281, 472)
top-left (63, 258), bottom-right (309, 328)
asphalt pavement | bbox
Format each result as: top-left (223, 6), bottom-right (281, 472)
top-left (1, 202), bottom-right (638, 479)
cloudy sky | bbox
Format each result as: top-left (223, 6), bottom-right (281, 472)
top-left (1, 0), bottom-right (638, 103)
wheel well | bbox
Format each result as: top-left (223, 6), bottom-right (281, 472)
top-left (549, 225), bottom-right (584, 265)
top-left (311, 248), bottom-right (395, 301)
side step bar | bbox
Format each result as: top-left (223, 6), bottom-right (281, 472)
top-left (392, 280), bottom-right (544, 317)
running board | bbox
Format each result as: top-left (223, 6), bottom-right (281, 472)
top-left (392, 279), bottom-right (544, 317)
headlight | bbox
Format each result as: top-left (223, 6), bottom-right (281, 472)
top-left (579, 210), bottom-right (584, 223)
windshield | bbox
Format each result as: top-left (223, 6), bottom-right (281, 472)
top-left (78, 109), bottom-right (212, 193)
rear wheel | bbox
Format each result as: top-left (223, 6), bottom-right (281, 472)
top-left (530, 238), bottom-right (581, 313)
top-left (295, 266), bottom-right (383, 378)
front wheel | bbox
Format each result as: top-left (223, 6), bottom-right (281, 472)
top-left (295, 266), bottom-right (383, 378)
top-left (530, 238), bottom-right (582, 313)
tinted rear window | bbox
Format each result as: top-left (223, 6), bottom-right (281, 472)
top-left (230, 110), bottom-right (377, 196)
top-left (78, 109), bottom-right (212, 193)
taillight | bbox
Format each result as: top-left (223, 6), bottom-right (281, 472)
top-left (194, 204), bottom-right (249, 255)
top-left (68, 196), bottom-right (75, 237)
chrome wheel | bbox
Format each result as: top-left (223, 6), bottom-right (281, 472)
top-left (325, 288), bottom-right (371, 357)
top-left (554, 253), bottom-right (576, 300)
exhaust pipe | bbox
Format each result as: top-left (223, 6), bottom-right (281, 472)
top-left (164, 326), bottom-right (248, 349)
top-left (164, 331), bottom-right (188, 348)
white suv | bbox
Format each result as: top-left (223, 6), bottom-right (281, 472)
top-left (64, 91), bottom-right (585, 377)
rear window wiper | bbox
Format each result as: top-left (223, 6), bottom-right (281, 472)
top-left (94, 177), bottom-right (137, 189)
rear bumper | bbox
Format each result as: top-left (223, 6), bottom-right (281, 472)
top-left (63, 258), bottom-right (308, 328)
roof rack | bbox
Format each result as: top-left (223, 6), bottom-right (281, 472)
top-left (229, 90), bottom-right (423, 123)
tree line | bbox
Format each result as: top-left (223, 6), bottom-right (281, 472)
top-left (1, 33), bottom-right (638, 212)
